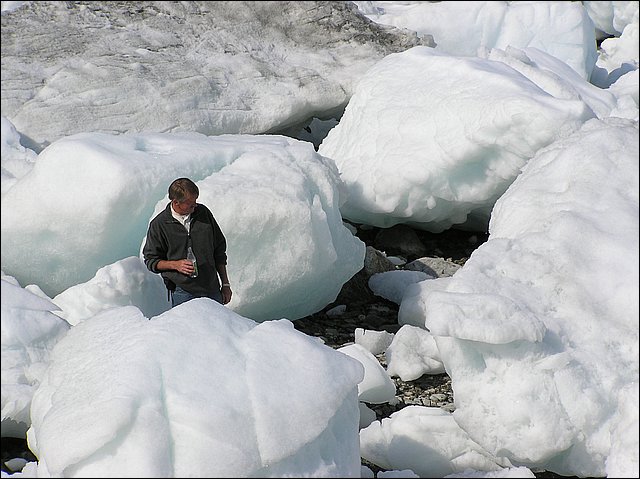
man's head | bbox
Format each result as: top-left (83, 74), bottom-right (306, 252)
top-left (169, 178), bottom-right (199, 215)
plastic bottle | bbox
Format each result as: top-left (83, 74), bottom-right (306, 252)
top-left (187, 246), bottom-right (198, 278)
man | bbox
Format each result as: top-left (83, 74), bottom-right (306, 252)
top-left (143, 178), bottom-right (232, 307)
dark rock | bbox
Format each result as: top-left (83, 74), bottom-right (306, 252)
top-left (373, 224), bottom-right (429, 260)
top-left (334, 246), bottom-right (397, 304)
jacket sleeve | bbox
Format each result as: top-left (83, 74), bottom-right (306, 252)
top-left (143, 219), bottom-right (167, 273)
top-left (208, 210), bottom-right (228, 265)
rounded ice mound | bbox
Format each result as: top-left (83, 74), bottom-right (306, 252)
top-left (28, 300), bottom-right (365, 477)
top-left (319, 46), bottom-right (595, 232)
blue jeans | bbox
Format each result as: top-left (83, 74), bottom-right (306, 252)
top-left (171, 286), bottom-right (222, 308)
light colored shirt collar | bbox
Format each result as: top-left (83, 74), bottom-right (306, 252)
top-left (170, 204), bottom-right (191, 231)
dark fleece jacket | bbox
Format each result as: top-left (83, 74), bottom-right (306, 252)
top-left (143, 203), bottom-right (227, 297)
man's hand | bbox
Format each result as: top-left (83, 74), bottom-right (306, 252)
top-left (221, 284), bottom-right (232, 304)
top-left (156, 259), bottom-right (195, 276)
top-left (174, 259), bottom-right (196, 276)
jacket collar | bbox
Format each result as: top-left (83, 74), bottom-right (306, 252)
top-left (162, 202), bottom-right (202, 222)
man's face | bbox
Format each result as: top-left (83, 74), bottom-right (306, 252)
top-left (172, 194), bottom-right (197, 216)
